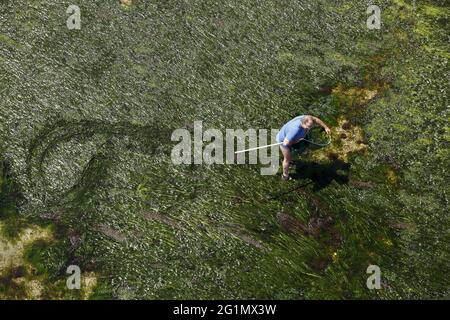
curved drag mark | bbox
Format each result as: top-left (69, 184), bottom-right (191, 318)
top-left (25, 119), bottom-right (174, 204)
top-left (26, 120), bottom-right (172, 188)
top-left (24, 119), bottom-right (269, 255)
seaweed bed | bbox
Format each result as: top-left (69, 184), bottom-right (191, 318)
top-left (0, 0), bottom-right (448, 299)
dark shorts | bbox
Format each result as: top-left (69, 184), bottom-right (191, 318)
top-left (280, 136), bottom-right (310, 154)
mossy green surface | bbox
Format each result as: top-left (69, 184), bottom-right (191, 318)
top-left (0, 0), bottom-right (448, 299)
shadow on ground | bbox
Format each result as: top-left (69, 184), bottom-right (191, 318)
top-left (291, 159), bottom-right (350, 191)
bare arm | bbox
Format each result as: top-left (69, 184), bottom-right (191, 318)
top-left (312, 116), bottom-right (331, 134)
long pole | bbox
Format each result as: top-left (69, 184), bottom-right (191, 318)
top-left (234, 132), bottom-right (331, 154)
top-left (234, 142), bottom-right (282, 154)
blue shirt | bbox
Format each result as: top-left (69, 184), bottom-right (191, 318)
top-left (276, 116), bottom-right (307, 143)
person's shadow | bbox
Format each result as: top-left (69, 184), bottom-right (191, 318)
top-left (291, 159), bottom-right (350, 191)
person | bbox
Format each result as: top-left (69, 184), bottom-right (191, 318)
top-left (276, 115), bottom-right (331, 180)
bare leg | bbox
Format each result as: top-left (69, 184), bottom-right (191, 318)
top-left (280, 146), bottom-right (292, 178)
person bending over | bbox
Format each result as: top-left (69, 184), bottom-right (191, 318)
top-left (276, 115), bottom-right (331, 181)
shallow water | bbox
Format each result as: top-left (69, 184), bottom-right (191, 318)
top-left (0, 0), bottom-right (448, 299)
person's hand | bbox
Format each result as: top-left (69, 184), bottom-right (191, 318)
top-left (324, 126), bottom-right (331, 135)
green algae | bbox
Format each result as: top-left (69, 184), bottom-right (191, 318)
top-left (0, 0), bottom-right (448, 299)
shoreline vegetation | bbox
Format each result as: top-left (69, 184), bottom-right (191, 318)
top-left (0, 1), bottom-right (448, 299)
